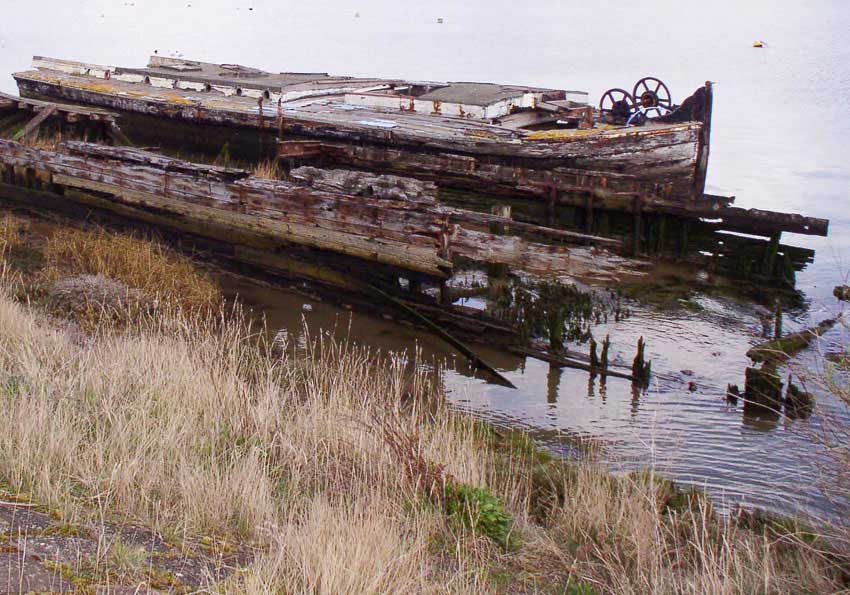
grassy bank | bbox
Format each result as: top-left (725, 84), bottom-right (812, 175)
top-left (0, 211), bottom-right (847, 594)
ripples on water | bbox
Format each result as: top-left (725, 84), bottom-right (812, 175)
top-left (1, 0), bottom-right (848, 521)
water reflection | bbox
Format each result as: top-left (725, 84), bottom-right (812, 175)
top-left (220, 269), bottom-right (846, 521)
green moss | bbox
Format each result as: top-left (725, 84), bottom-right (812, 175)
top-left (41, 522), bottom-right (92, 539)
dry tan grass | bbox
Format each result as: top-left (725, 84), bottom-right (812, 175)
top-left (42, 227), bottom-right (221, 313)
top-left (252, 159), bottom-right (281, 180)
top-left (0, 243), bottom-right (845, 593)
top-left (0, 213), bottom-right (26, 252)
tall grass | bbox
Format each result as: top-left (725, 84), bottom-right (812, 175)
top-left (805, 315), bottom-right (850, 551)
top-left (0, 213), bottom-right (25, 252)
top-left (0, 229), bottom-right (845, 593)
top-left (42, 227), bottom-right (221, 312)
top-left (252, 159), bottom-right (281, 180)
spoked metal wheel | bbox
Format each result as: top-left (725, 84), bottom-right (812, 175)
top-left (632, 77), bottom-right (672, 118)
top-left (599, 88), bottom-right (635, 122)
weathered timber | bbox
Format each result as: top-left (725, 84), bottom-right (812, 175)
top-left (309, 143), bottom-right (827, 238)
top-left (0, 139), bottom-right (644, 283)
top-left (442, 206), bottom-right (621, 247)
top-left (0, 91), bottom-right (118, 122)
top-left (14, 59), bottom-right (710, 198)
top-left (0, 181), bottom-right (523, 350)
top-left (290, 167), bottom-right (439, 204)
top-left (11, 105), bottom-right (57, 141)
top-left (747, 316), bottom-right (841, 364)
top-left (511, 346), bottom-right (635, 381)
top-left (292, 166), bottom-right (622, 248)
top-left (353, 279), bottom-right (517, 388)
top-left (277, 140), bottom-right (326, 159)
top-left (64, 141), bottom-right (249, 180)
top-left (0, 139), bottom-right (450, 277)
top-left (12, 62), bottom-right (828, 244)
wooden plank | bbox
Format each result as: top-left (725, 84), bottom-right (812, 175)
top-left (511, 346), bottom-right (636, 381)
top-left (441, 206), bottom-right (622, 247)
top-left (277, 140), bottom-right (325, 159)
top-left (354, 279), bottom-right (517, 388)
top-left (52, 173), bottom-right (452, 277)
top-left (62, 141), bottom-right (249, 179)
top-left (0, 91), bottom-right (116, 120)
top-left (11, 105), bottom-right (57, 141)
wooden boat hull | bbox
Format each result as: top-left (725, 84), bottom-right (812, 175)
top-left (12, 58), bottom-right (711, 199)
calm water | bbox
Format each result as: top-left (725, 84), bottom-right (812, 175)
top-left (2, 0), bottom-right (849, 520)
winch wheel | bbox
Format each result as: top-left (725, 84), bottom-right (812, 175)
top-left (632, 77), bottom-right (672, 115)
top-left (599, 88), bottom-right (635, 118)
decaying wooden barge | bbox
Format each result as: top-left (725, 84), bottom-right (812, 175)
top-left (0, 93), bottom-right (651, 376)
top-left (14, 56), bottom-right (712, 199)
top-left (0, 62), bottom-right (834, 384)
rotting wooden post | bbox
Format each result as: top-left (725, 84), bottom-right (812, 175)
top-left (600, 335), bottom-right (610, 374)
top-left (584, 194), bottom-right (594, 235)
top-left (745, 366), bottom-right (783, 411)
top-left (547, 185), bottom-right (557, 227)
top-left (632, 194), bottom-right (643, 255)
top-left (763, 232), bottom-right (781, 278)
top-left (589, 337), bottom-right (599, 374)
top-left (726, 384), bottom-right (740, 405)
top-left (773, 300), bottom-right (783, 340)
top-left (24, 167), bottom-right (37, 190)
top-left (631, 337), bottom-right (651, 388)
top-left (657, 216), bottom-right (666, 255)
top-left (489, 204), bottom-right (511, 235)
top-left (679, 220), bottom-right (690, 259)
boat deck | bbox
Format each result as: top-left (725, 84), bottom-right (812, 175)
top-left (14, 64), bottom-right (698, 158)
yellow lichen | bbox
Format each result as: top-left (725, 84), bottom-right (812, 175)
top-left (526, 125), bottom-right (618, 141)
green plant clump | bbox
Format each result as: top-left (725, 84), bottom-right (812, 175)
top-left (444, 481), bottom-right (514, 550)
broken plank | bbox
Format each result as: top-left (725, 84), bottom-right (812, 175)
top-left (510, 346), bottom-right (635, 381)
top-left (355, 278), bottom-right (517, 388)
top-left (747, 316), bottom-right (842, 364)
top-left (442, 206), bottom-right (622, 247)
top-left (11, 104), bottom-right (57, 141)
top-left (62, 140), bottom-right (249, 179)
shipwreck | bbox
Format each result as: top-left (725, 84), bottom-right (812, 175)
top-left (0, 55), bottom-right (833, 384)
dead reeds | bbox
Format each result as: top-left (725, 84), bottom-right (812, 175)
top-left (0, 219), bottom-right (845, 593)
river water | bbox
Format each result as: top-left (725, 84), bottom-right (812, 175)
top-left (1, 0), bottom-right (849, 521)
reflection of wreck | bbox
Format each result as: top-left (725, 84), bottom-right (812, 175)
top-left (0, 57), bottom-right (833, 382)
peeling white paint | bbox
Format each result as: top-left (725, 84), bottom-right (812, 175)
top-left (345, 91), bottom-right (546, 120)
top-left (176, 80), bottom-right (207, 92)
